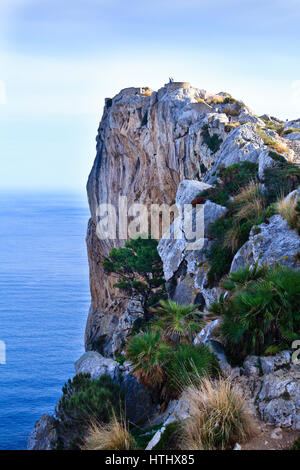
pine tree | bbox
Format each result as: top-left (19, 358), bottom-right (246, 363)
top-left (103, 237), bottom-right (165, 316)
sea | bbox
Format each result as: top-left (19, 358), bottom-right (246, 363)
top-left (0, 191), bottom-right (91, 450)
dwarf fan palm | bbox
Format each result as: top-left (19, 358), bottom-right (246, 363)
top-left (150, 299), bottom-right (204, 344)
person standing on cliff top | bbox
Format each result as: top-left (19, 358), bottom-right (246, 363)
top-left (169, 77), bottom-right (174, 83)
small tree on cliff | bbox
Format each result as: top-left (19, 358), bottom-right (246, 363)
top-left (103, 237), bottom-right (165, 317)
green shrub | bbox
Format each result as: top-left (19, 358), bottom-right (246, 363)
top-left (151, 299), bottom-right (204, 344)
top-left (283, 128), bottom-right (300, 135)
top-left (199, 161), bottom-right (258, 206)
top-left (55, 373), bottom-right (124, 449)
top-left (201, 125), bottom-right (222, 154)
top-left (166, 343), bottom-right (220, 397)
top-left (263, 159), bottom-right (300, 203)
top-left (212, 264), bottom-right (300, 363)
top-left (126, 329), bottom-right (172, 393)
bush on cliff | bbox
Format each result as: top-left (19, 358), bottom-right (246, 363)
top-left (203, 158), bottom-right (300, 286)
top-left (103, 237), bottom-right (166, 315)
top-left (264, 154), bottom-right (300, 203)
top-left (199, 161), bottom-right (258, 206)
top-left (201, 124), bottom-right (222, 154)
top-left (150, 299), bottom-right (204, 344)
top-left (126, 329), bottom-right (172, 394)
top-left (55, 373), bottom-right (124, 449)
top-left (126, 301), bottom-right (220, 400)
top-left (206, 181), bottom-right (267, 286)
top-left (210, 264), bottom-right (300, 363)
top-left (166, 343), bottom-right (220, 398)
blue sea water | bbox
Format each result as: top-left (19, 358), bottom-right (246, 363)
top-left (0, 192), bottom-right (91, 450)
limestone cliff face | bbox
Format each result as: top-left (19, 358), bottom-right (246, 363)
top-left (85, 81), bottom-right (299, 355)
top-left (85, 82), bottom-right (227, 353)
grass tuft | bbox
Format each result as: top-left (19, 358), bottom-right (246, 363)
top-left (81, 413), bottom-right (138, 450)
top-left (180, 377), bottom-right (256, 450)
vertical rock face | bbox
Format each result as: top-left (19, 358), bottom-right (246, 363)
top-left (85, 83), bottom-right (228, 352)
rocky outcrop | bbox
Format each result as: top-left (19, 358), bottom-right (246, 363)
top-left (240, 352), bottom-right (300, 430)
top-left (158, 182), bottom-right (227, 308)
top-left (230, 214), bottom-right (300, 273)
top-left (74, 351), bottom-right (156, 425)
top-left (284, 118), bottom-right (300, 130)
top-left (204, 123), bottom-right (264, 183)
top-left (27, 414), bottom-right (58, 450)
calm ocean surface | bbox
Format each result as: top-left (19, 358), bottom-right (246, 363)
top-left (0, 192), bottom-right (91, 450)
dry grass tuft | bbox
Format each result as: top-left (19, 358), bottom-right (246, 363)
top-left (81, 413), bottom-right (138, 451)
top-left (207, 94), bottom-right (225, 105)
top-left (276, 196), bottom-right (298, 229)
top-left (223, 182), bottom-right (265, 252)
top-left (180, 377), bottom-right (256, 450)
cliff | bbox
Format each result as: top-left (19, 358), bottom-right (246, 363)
top-left (86, 82), bottom-right (300, 356)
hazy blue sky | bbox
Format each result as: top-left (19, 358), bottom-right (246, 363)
top-left (0, 0), bottom-right (300, 191)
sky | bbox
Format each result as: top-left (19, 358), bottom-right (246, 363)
top-left (0, 0), bottom-right (300, 191)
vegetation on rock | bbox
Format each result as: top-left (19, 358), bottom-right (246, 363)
top-left (210, 264), bottom-right (300, 363)
top-left (126, 300), bottom-right (219, 400)
top-left (150, 299), bottom-right (204, 344)
top-left (201, 124), bottom-right (222, 154)
top-left (256, 125), bottom-right (289, 155)
top-left (199, 161), bottom-right (258, 206)
top-left (180, 378), bottom-right (256, 450)
top-left (55, 373), bottom-right (124, 449)
top-left (166, 343), bottom-right (220, 398)
top-left (103, 237), bottom-right (165, 314)
top-left (81, 413), bottom-right (139, 450)
top-left (126, 329), bottom-right (172, 393)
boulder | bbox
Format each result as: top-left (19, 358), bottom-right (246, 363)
top-left (243, 356), bottom-right (261, 377)
top-left (194, 319), bottom-right (221, 344)
top-left (175, 180), bottom-right (211, 207)
top-left (230, 214), bottom-right (300, 273)
top-left (74, 351), bottom-right (119, 381)
top-left (74, 351), bottom-right (156, 425)
top-left (259, 399), bottom-right (296, 428)
top-left (260, 351), bottom-right (291, 375)
top-left (158, 200), bottom-right (226, 283)
top-left (27, 414), bottom-right (57, 450)
top-left (258, 149), bottom-right (277, 180)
